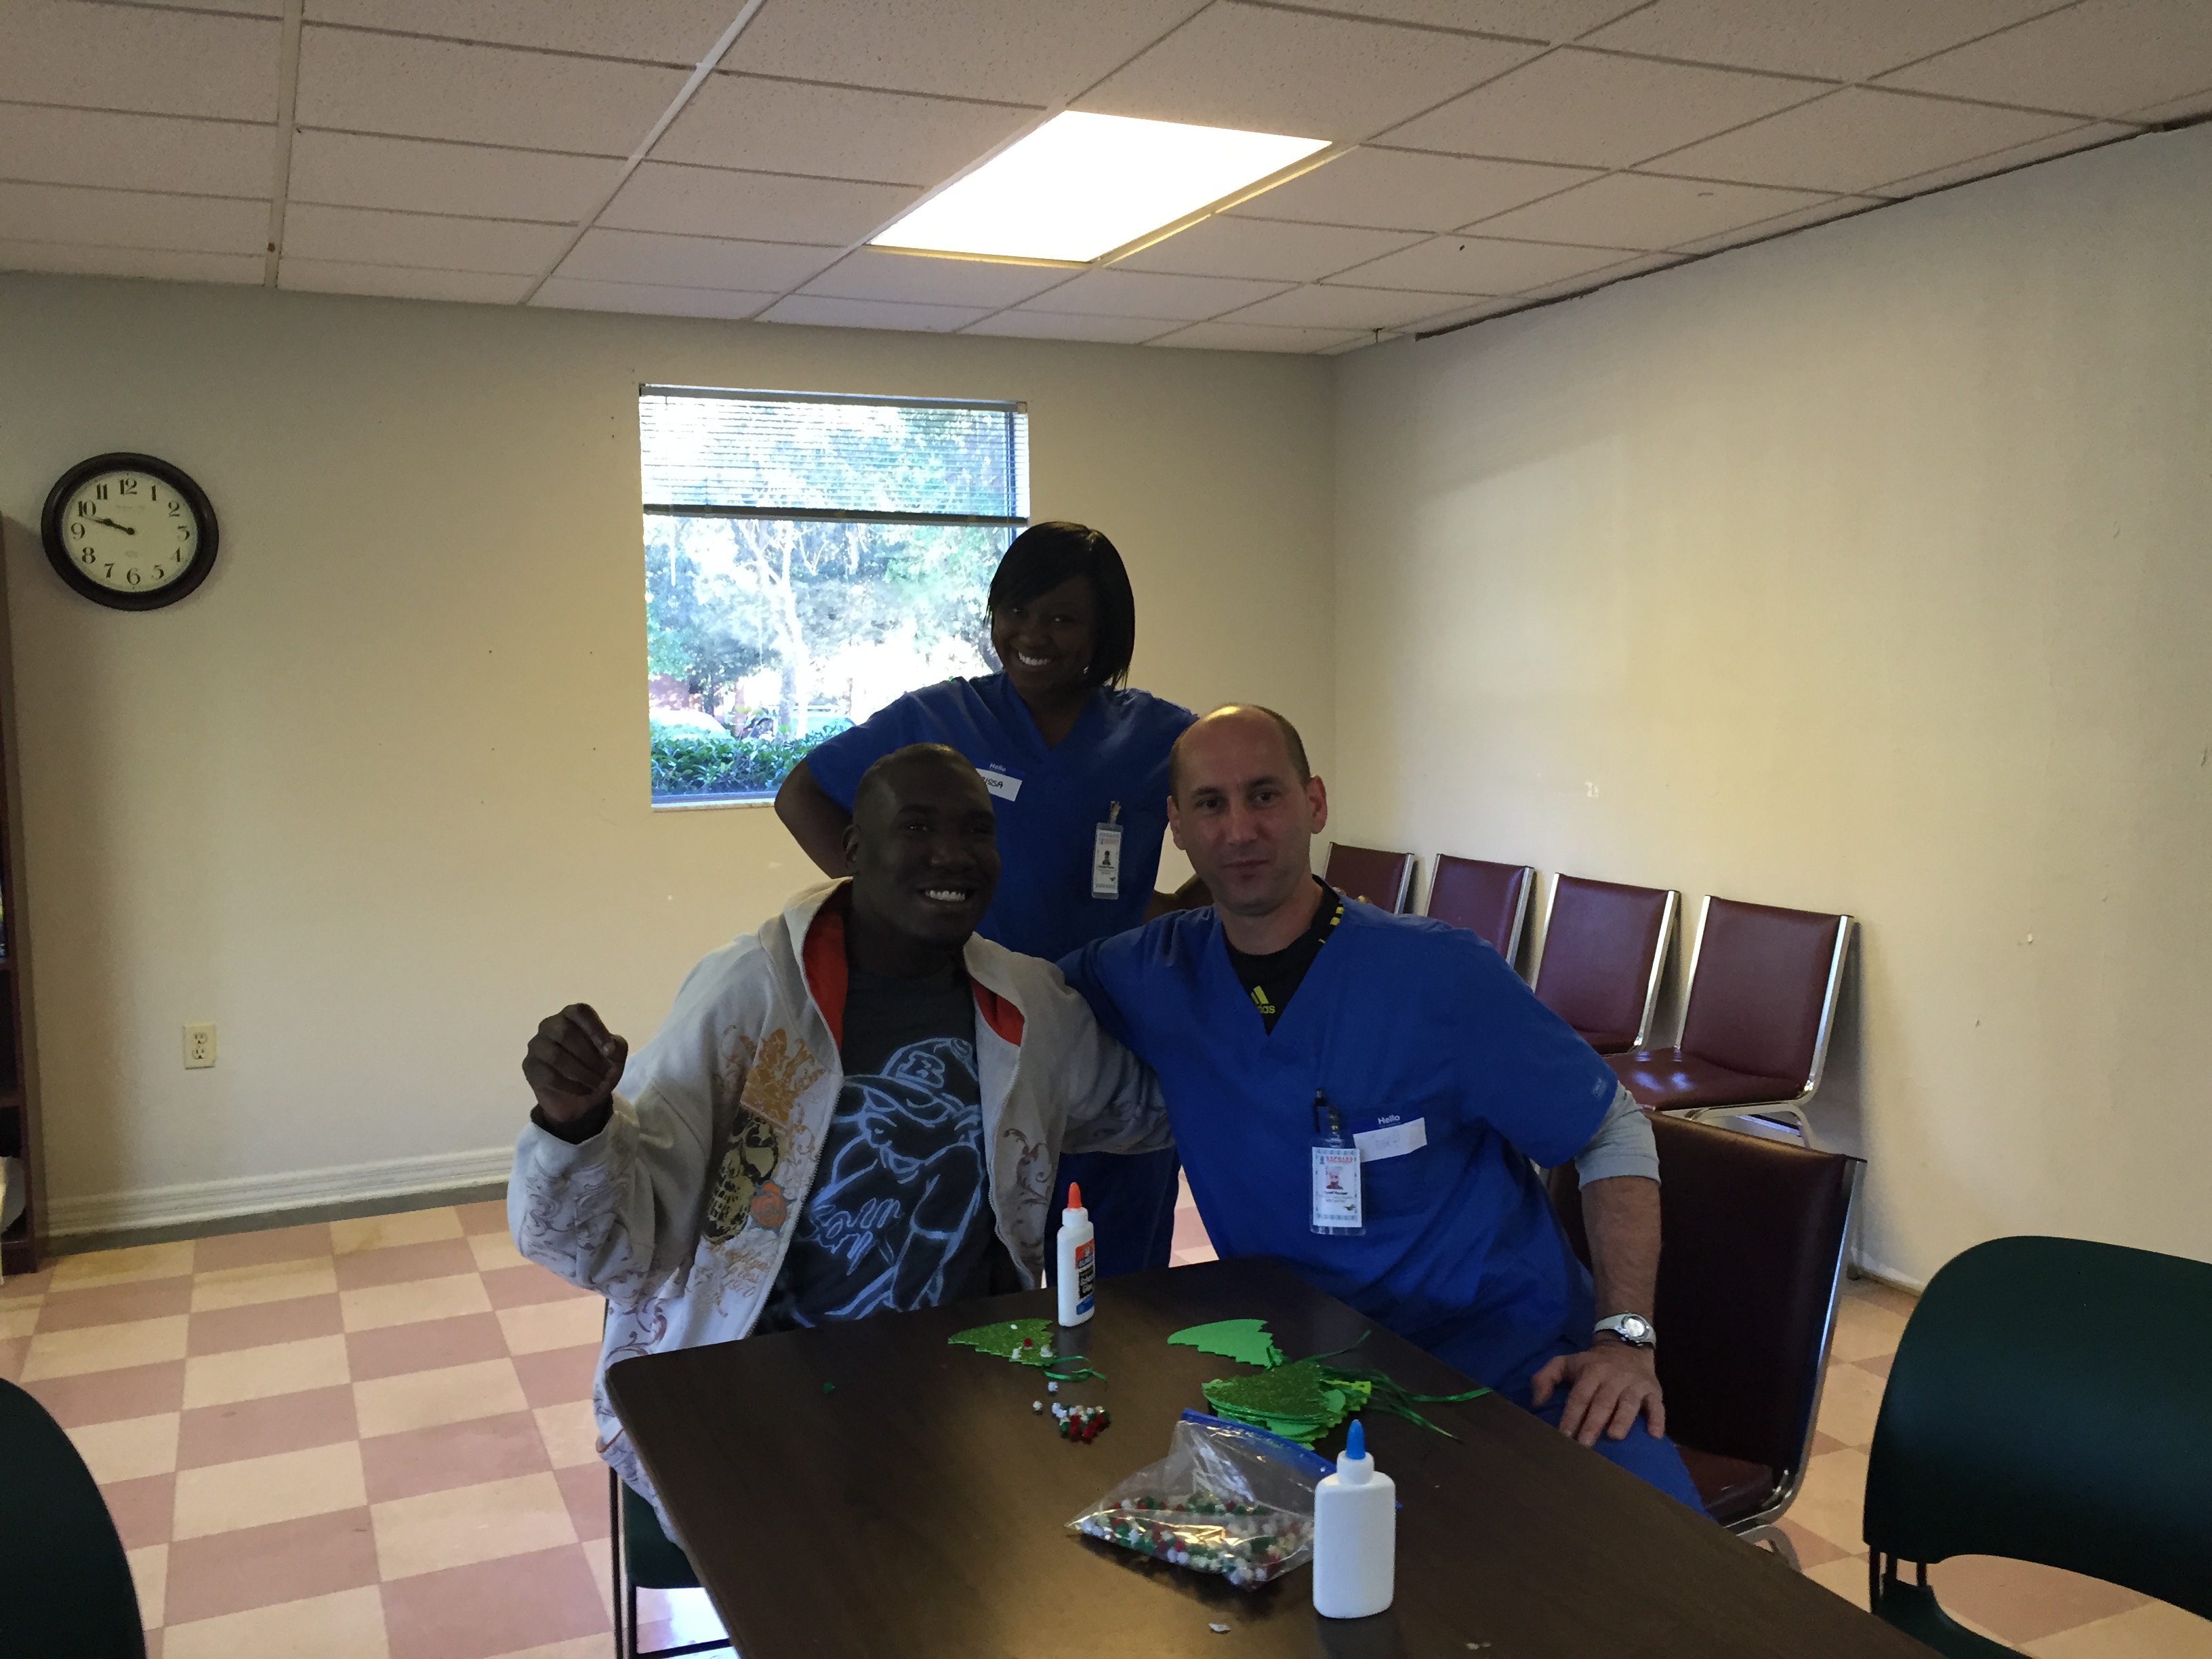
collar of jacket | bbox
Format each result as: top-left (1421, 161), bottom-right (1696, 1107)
top-left (777, 880), bottom-right (1025, 1052)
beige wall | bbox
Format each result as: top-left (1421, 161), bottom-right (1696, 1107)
top-left (0, 277), bottom-right (1334, 1228)
top-left (1332, 125), bottom-right (2212, 1286)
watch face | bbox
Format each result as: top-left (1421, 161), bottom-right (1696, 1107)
top-left (42, 453), bottom-right (219, 611)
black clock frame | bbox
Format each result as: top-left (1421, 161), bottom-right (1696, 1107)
top-left (41, 451), bottom-right (220, 612)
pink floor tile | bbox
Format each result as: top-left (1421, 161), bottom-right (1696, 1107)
top-left (37, 1276), bottom-right (197, 1332)
top-left (481, 1264), bottom-right (592, 1311)
top-left (163, 1505), bottom-right (380, 1626)
top-left (143, 1628), bottom-right (163, 1659)
top-left (455, 1200), bottom-right (510, 1236)
top-left (554, 1460), bottom-right (610, 1542)
top-left (348, 1312), bottom-right (511, 1382)
top-left (1776, 1516), bottom-right (1852, 1569)
top-left (24, 1360), bottom-right (187, 1427)
top-left (0, 1336), bottom-right (25, 1380)
top-left (512, 1345), bottom-right (598, 1410)
top-left (0, 1267), bottom-right (54, 1300)
top-left (190, 1224), bottom-right (335, 1273)
top-left (331, 1237), bottom-right (481, 1293)
top-left (100, 1471), bottom-right (177, 1549)
top-left (1852, 1353), bottom-right (1893, 1380)
top-left (380, 1543), bottom-right (610, 1659)
top-left (361, 1411), bottom-right (551, 1504)
top-left (187, 1294), bottom-right (345, 1357)
top-left (177, 1385), bottom-right (359, 1471)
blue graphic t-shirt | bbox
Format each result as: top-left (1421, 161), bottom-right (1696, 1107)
top-left (758, 964), bottom-right (1010, 1330)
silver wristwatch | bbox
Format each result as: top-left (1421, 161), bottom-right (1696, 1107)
top-left (1593, 1312), bottom-right (1656, 1349)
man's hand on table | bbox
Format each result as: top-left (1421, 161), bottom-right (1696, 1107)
top-left (1529, 1334), bottom-right (1666, 1446)
top-left (523, 1002), bottom-right (628, 1143)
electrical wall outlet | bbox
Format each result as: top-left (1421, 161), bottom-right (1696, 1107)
top-left (184, 1023), bottom-right (217, 1069)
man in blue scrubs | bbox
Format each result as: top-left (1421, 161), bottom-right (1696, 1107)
top-left (1059, 706), bottom-right (1703, 1506)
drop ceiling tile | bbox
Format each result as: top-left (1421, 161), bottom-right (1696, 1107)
top-left (555, 227), bottom-right (840, 291)
top-left (1231, 148), bottom-right (1597, 232)
top-left (1656, 87), bottom-right (2085, 194)
top-left (279, 258), bottom-right (532, 303)
top-left (758, 294), bottom-right (993, 332)
top-left (1015, 268), bottom-right (1296, 321)
top-left (0, 238), bottom-right (263, 283)
top-left (1513, 250), bottom-right (1686, 300)
top-left (281, 203), bottom-right (571, 274)
top-left (722, 0), bottom-right (1199, 104)
top-left (305, 1), bottom-right (741, 65)
top-left (531, 277), bottom-right (777, 319)
top-left (1286, 1), bottom-right (1649, 43)
top-left (1381, 47), bottom-right (1823, 167)
top-left (1150, 319), bottom-right (1370, 352)
top-left (961, 310), bottom-right (1174, 344)
top-left (0, 106), bottom-right (272, 197)
top-left (1668, 192), bottom-right (1885, 255)
top-left (1078, 2), bottom-right (1542, 141)
top-left (1879, 0), bottom-right (2212, 120)
top-left (295, 25), bottom-right (687, 155)
top-left (797, 248), bottom-right (1073, 308)
top-left (1582, 0), bottom-right (2059, 82)
top-left (286, 131), bottom-right (619, 222)
top-left (0, 180), bottom-right (264, 254)
top-left (602, 162), bottom-right (918, 247)
top-left (0, 1), bottom-right (279, 121)
top-left (1327, 233), bottom-right (1633, 294)
top-left (1469, 171), bottom-right (1835, 248)
top-left (1868, 122), bottom-right (2133, 195)
top-left (1219, 282), bottom-right (1472, 329)
top-left (655, 73), bottom-right (1037, 187)
top-left (1119, 216), bottom-right (1425, 281)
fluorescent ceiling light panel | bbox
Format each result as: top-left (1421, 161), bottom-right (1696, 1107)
top-left (873, 112), bottom-right (1330, 264)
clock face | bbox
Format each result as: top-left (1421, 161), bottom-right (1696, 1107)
top-left (41, 453), bottom-right (219, 611)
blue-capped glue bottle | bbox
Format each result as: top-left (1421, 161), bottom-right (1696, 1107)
top-left (1313, 1419), bottom-right (1395, 1618)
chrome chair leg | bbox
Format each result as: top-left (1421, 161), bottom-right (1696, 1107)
top-left (1738, 1522), bottom-right (1802, 1572)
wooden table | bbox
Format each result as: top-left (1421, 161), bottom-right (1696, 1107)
top-left (608, 1256), bottom-right (1921, 1659)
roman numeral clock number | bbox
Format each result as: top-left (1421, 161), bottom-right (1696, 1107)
top-left (40, 453), bottom-right (220, 612)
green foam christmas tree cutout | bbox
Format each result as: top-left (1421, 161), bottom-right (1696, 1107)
top-left (1167, 1318), bottom-right (1286, 1369)
top-left (948, 1317), bottom-right (1057, 1366)
top-left (1202, 1357), bottom-right (1372, 1446)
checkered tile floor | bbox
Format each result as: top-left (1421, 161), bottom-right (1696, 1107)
top-left (3, 1193), bottom-right (2205, 1658)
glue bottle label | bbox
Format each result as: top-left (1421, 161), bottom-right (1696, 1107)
top-left (1073, 1236), bottom-right (1096, 1316)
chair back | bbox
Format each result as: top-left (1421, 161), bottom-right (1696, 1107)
top-left (1866, 1235), bottom-right (2212, 1619)
top-left (1424, 855), bottom-right (1533, 962)
top-left (1531, 876), bottom-right (1677, 1052)
top-left (1323, 844), bottom-right (1415, 913)
top-left (0, 1378), bottom-right (147, 1658)
top-left (1679, 897), bottom-right (1851, 1087)
top-left (1549, 1116), bottom-right (1859, 1520)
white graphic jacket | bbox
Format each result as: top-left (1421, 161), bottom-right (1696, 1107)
top-left (508, 880), bottom-right (1171, 1529)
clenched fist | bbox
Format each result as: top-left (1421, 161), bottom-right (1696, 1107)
top-left (523, 1002), bottom-right (628, 1132)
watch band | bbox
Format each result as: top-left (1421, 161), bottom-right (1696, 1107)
top-left (1593, 1312), bottom-right (1657, 1348)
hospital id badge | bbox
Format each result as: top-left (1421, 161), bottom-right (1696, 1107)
top-left (1091, 804), bottom-right (1122, 899)
top-left (1309, 1090), bottom-right (1364, 1235)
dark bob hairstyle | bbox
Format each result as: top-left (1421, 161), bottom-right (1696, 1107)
top-left (986, 521), bottom-right (1137, 690)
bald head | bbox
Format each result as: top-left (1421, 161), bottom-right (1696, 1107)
top-left (1169, 705), bottom-right (1309, 801)
top-left (1165, 707), bottom-right (1328, 924)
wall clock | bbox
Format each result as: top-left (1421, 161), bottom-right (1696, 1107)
top-left (41, 452), bottom-right (219, 611)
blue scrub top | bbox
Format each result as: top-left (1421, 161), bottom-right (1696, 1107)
top-left (1059, 900), bottom-right (1618, 1395)
top-left (804, 674), bottom-right (1195, 963)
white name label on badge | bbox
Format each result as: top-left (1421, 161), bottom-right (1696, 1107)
top-left (1091, 823), bottom-right (1123, 899)
top-left (1311, 1143), bottom-right (1363, 1231)
top-left (977, 768), bottom-right (1022, 802)
top-left (1354, 1116), bottom-right (1427, 1164)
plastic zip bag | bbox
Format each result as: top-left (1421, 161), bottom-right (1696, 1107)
top-left (1067, 1410), bottom-right (1329, 1587)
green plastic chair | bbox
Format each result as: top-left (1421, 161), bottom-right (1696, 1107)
top-left (1863, 1235), bottom-right (2212, 1656)
top-left (0, 1377), bottom-right (147, 1659)
top-left (609, 1471), bottom-right (731, 1658)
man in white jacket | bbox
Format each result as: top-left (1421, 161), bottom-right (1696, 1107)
top-left (509, 744), bottom-right (1170, 1533)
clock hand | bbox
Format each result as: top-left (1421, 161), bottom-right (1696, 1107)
top-left (91, 516), bottom-right (137, 534)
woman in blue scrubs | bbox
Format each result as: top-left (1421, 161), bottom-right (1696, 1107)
top-left (775, 522), bottom-right (1196, 1273)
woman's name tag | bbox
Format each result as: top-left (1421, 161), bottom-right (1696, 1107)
top-left (977, 766), bottom-right (1023, 802)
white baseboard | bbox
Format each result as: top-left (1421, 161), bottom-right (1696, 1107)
top-left (44, 1145), bottom-right (515, 1238)
top-left (1849, 1254), bottom-right (1929, 1294)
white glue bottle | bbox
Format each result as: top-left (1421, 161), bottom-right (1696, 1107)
top-left (1055, 1181), bottom-right (1096, 1326)
top-left (1313, 1418), bottom-right (1395, 1618)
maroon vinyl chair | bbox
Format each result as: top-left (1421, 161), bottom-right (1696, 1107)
top-left (1607, 897), bottom-right (1853, 1147)
top-left (1424, 855), bottom-right (1534, 966)
top-left (1530, 876), bottom-right (1678, 1054)
top-left (1549, 1113), bottom-right (1862, 1567)
top-left (1323, 843), bottom-right (1415, 914)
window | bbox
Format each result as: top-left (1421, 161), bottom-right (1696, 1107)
top-left (640, 386), bottom-right (1029, 805)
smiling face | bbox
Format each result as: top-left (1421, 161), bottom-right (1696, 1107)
top-left (1168, 709), bottom-right (1329, 919)
top-left (990, 573), bottom-right (1097, 705)
top-left (845, 749), bottom-right (1001, 952)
